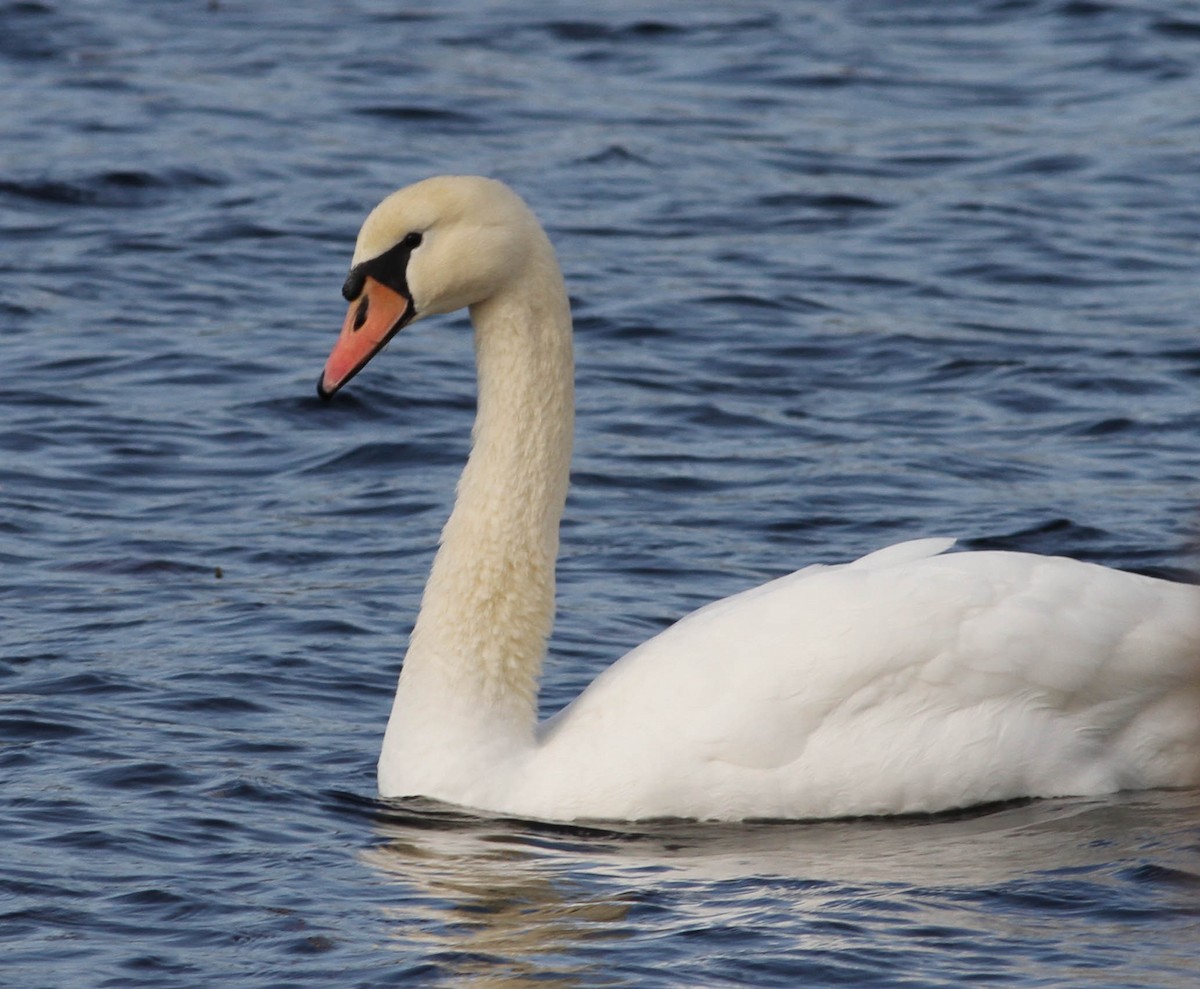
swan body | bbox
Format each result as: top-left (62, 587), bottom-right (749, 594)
top-left (319, 175), bottom-right (1200, 822)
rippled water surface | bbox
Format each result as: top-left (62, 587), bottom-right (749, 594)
top-left (4, 2), bottom-right (1200, 986)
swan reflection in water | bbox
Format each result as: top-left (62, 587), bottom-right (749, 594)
top-left (363, 801), bottom-right (635, 987)
top-left (361, 792), bottom-right (1200, 986)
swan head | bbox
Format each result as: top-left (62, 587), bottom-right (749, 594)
top-left (318, 175), bottom-right (541, 399)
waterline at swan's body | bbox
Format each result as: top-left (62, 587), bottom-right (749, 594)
top-left (317, 175), bottom-right (1200, 822)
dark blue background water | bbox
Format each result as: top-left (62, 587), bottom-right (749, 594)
top-left (3, 2), bottom-right (1199, 986)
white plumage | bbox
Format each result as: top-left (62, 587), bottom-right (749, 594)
top-left (318, 176), bottom-right (1200, 822)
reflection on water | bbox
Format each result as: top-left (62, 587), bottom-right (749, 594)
top-left (362, 792), bottom-right (1200, 986)
top-left (364, 804), bottom-right (637, 987)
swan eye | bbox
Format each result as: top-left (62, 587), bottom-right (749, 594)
top-left (403, 231), bottom-right (423, 249)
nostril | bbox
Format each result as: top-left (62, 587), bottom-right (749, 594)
top-left (353, 296), bottom-right (369, 331)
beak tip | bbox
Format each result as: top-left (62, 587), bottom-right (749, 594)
top-left (316, 374), bottom-right (336, 401)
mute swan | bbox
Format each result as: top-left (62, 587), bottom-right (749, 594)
top-left (318, 175), bottom-right (1200, 822)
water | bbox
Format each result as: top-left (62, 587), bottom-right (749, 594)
top-left (3, 1), bottom-right (1199, 985)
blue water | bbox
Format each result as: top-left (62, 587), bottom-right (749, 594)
top-left (3, 1), bottom-right (1200, 985)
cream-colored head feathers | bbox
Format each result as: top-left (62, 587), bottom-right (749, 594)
top-left (352, 175), bottom-right (548, 319)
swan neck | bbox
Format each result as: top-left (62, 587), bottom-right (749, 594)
top-left (389, 244), bottom-right (573, 751)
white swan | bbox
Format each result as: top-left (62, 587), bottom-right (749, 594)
top-left (318, 175), bottom-right (1200, 822)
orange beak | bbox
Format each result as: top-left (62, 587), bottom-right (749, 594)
top-left (317, 276), bottom-right (414, 399)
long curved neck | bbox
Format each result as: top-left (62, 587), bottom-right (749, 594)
top-left (384, 242), bottom-right (573, 762)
